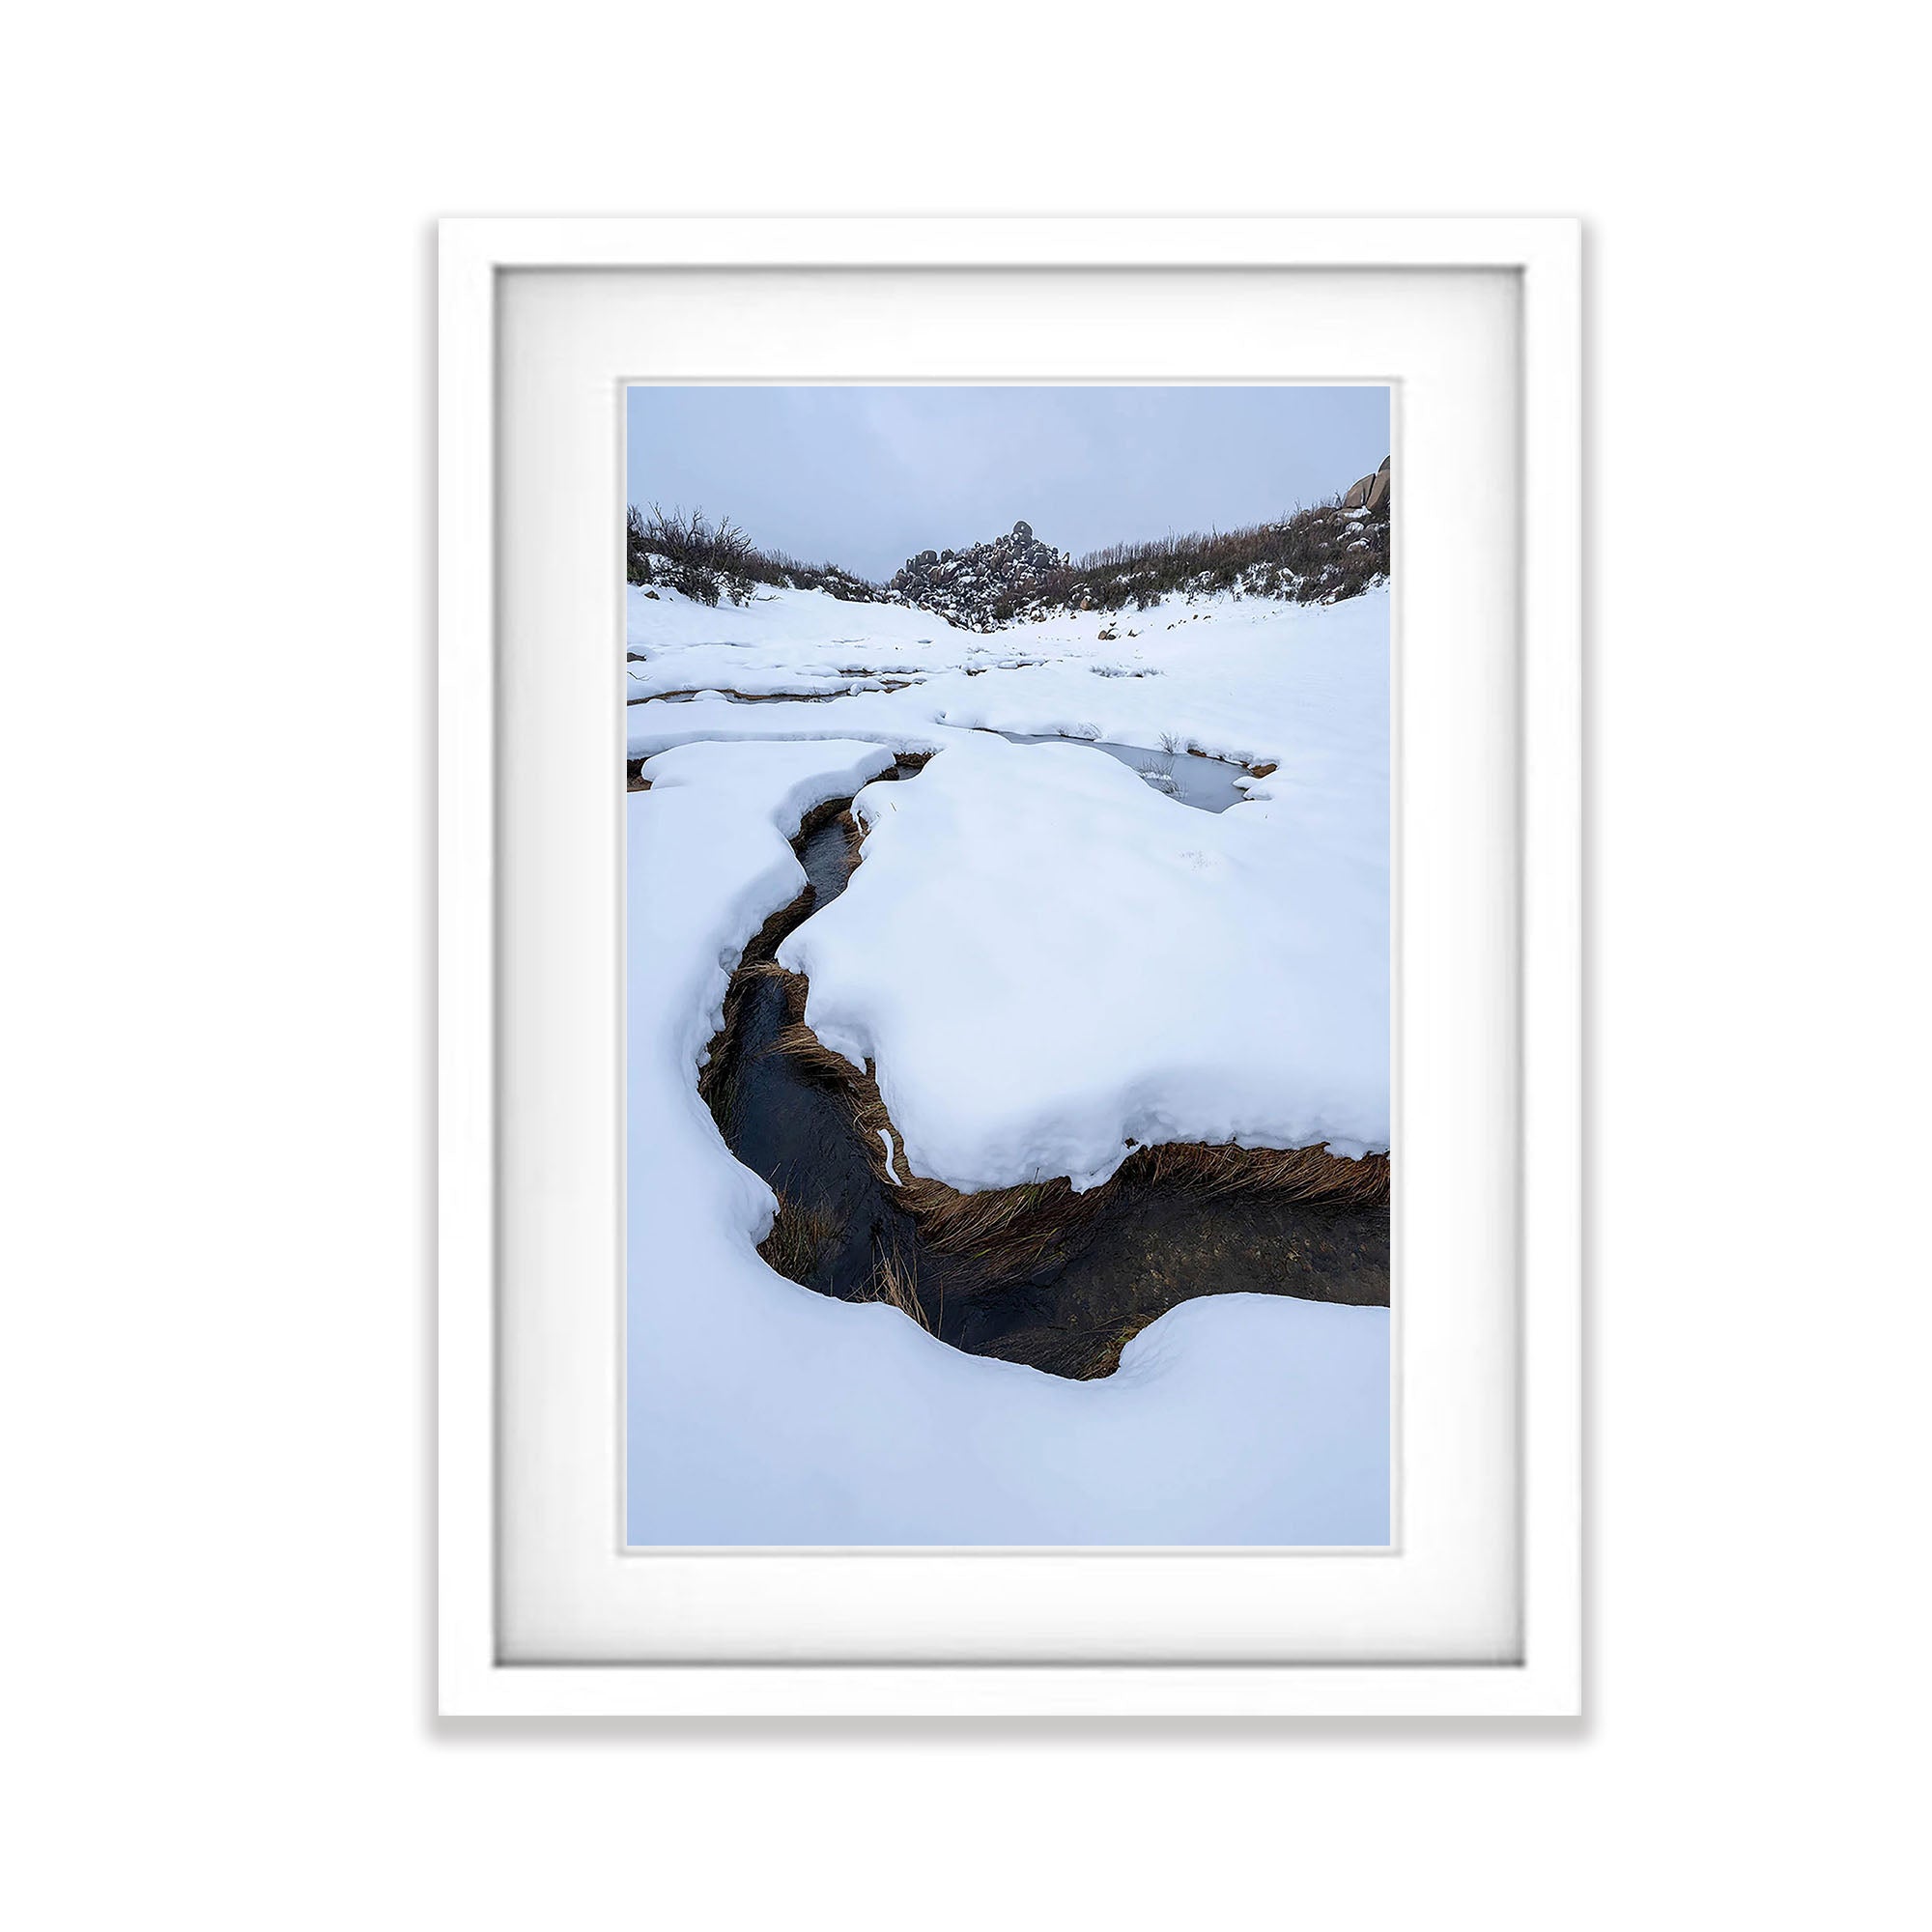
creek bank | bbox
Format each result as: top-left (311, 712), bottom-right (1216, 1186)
top-left (697, 756), bottom-right (1388, 1379)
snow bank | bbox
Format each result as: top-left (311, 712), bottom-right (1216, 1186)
top-left (627, 736), bottom-right (1388, 1545)
top-left (780, 732), bottom-right (1386, 1193)
top-left (628, 579), bottom-right (973, 655)
top-left (638, 735), bottom-right (895, 838)
top-left (629, 736), bottom-right (897, 1086)
top-left (626, 584), bottom-right (1390, 833)
top-left (625, 581), bottom-right (980, 702)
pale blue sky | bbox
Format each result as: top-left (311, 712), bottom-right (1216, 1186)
top-left (625, 385), bottom-right (1388, 582)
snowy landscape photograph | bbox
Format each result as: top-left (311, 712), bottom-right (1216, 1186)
top-left (623, 384), bottom-right (1391, 1546)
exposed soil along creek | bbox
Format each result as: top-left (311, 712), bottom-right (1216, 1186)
top-left (697, 746), bottom-right (1389, 1380)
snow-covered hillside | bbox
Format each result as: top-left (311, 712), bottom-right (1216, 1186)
top-left (624, 579), bottom-right (1390, 1544)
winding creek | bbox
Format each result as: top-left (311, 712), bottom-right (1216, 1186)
top-left (694, 740), bottom-right (1389, 1380)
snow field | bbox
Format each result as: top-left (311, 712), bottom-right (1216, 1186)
top-left (622, 587), bottom-right (1391, 1538)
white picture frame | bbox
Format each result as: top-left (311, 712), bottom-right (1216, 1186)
top-left (439, 216), bottom-right (1581, 1718)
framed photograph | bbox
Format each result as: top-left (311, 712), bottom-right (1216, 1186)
top-left (440, 217), bottom-right (1581, 1717)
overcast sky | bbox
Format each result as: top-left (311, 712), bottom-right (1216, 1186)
top-left (625, 385), bottom-right (1388, 582)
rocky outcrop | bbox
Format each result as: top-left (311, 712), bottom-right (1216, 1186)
top-left (888, 520), bottom-right (1068, 628)
top-left (1343, 456), bottom-right (1391, 513)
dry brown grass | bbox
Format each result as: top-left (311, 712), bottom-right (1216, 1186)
top-left (983, 490), bottom-right (1391, 620)
top-left (834, 810), bottom-right (866, 875)
top-left (985, 1312), bottom-right (1151, 1380)
top-left (790, 795), bottom-right (851, 842)
top-left (896, 1175), bottom-right (1098, 1273)
top-left (765, 1008), bottom-right (1389, 1280)
top-left (757, 1194), bottom-right (839, 1282)
top-left (627, 502), bottom-right (883, 605)
top-left (696, 890), bottom-right (814, 1115)
top-left (853, 1234), bottom-right (931, 1332)
top-left (1130, 1138), bottom-right (1388, 1206)
top-left (768, 1018), bottom-right (857, 1084)
top-left (1082, 1312), bottom-right (1157, 1379)
top-left (738, 956), bottom-right (803, 996)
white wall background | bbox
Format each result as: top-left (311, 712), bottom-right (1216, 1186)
top-left (3, 5), bottom-right (1924, 1927)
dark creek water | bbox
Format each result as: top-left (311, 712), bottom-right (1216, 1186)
top-left (707, 767), bottom-right (1388, 1379)
top-left (631, 685), bottom-right (925, 706)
